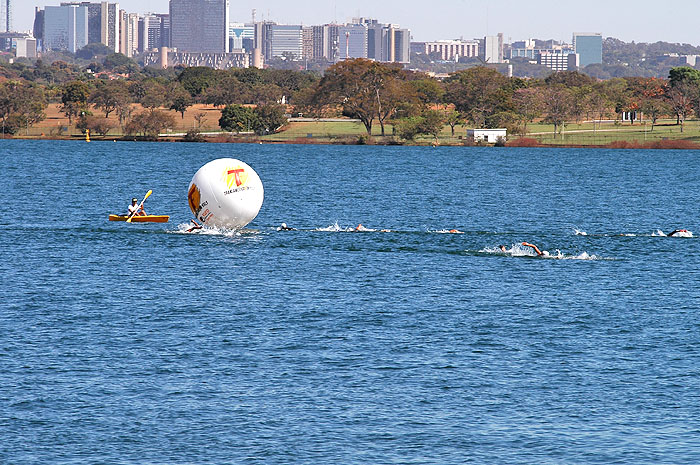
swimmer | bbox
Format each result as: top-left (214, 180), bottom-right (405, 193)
top-left (449, 229), bottom-right (462, 234)
top-left (499, 245), bottom-right (508, 252)
top-left (522, 242), bottom-right (548, 257)
top-left (667, 229), bottom-right (689, 237)
top-left (355, 224), bottom-right (365, 231)
top-left (278, 222), bottom-right (296, 231)
top-left (187, 219), bottom-right (202, 232)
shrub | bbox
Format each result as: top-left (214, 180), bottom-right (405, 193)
top-left (506, 137), bottom-right (541, 147)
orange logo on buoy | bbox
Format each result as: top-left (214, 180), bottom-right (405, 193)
top-left (188, 183), bottom-right (202, 215)
top-left (224, 166), bottom-right (249, 189)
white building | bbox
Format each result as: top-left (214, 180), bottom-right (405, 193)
top-left (467, 128), bottom-right (507, 143)
top-left (538, 50), bottom-right (579, 71)
top-left (416, 39), bottom-right (479, 61)
top-left (484, 33), bottom-right (504, 63)
top-left (16, 38), bottom-right (38, 58)
top-left (119, 10), bottom-right (138, 57)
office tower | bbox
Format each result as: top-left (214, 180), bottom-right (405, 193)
top-left (170, 0), bottom-right (229, 53)
top-left (262, 24), bottom-right (303, 60)
top-left (229, 22), bottom-right (254, 51)
top-left (573, 32), bottom-right (602, 67)
top-left (16, 38), bottom-right (38, 58)
top-left (33, 7), bottom-right (44, 45)
top-left (44, 4), bottom-right (88, 52)
top-left (390, 27), bottom-right (410, 64)
top-left (3, 0), bottom-right (10, 32)
top-left (311, 24), bottom-right (338, 61)
top-left (139, 13), bottom-right (170, 52)
top-left (302, 26), bottom-right (313, 60)
top-left (416, 39), bottom-right (480, 61)
top-left (352, 18), bottom-right (411, 64)
top-left (484, 33), bottom-right (504, 63)
top-left (59, 2), bottom-right (120, 52)
top-left (338, 23), bottom-right (367, 60)
top-left (119, 10), bottom-right (138, 57)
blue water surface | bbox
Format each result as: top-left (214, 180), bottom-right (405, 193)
top-left (1, 140), bottom-right (700, 464)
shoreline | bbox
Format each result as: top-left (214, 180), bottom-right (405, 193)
top-left (4, 133), bottom-right (700, 150)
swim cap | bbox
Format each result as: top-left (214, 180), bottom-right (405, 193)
top-left (281, 223), bottom-right (287, 228)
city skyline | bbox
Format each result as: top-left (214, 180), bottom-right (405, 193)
top-left (18, 0), bottom-right (700, 45)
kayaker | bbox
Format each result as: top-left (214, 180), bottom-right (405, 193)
top-left (127, 198), bottom-right (146, 216)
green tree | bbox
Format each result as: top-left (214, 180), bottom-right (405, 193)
top-left (139, 80), bottom-right (168, 112)
top-left (61, 80), bottom-right (91, 124)
top-left (252, 104), bottom-right (287, 135)
top-left (124, 110), bottom-right (175, 139)
top-left (76, 115), bottom-right (114, 137)
top-left (177, 66), bottom-right (222, 98)
top-left (76, 43), bottom-right (113, 60)
top-left (103, 53), bottom-right (135, 70)
top-left (512, 87), bottom-right (544, 135)
top-left (312, 58), bottom-right (406, 135)
top-left (219, 104), bottom-right (259, 133)
top-left (169, 83), bottom-right (194, 118)
top-left (90, 80), bottom-right (129, 118)
top-left (542, 85), bottom-right (574, 138)
top-left (444, 66), bottom-right (514, 128)
top-left (444, 110), bottom-right (464, 136)
top-left (420, 109), bottom-right (446, 144)
top-left (0, 81), bottom-right (47, 135)
top-left (395, 110), bottom-right (445, 143)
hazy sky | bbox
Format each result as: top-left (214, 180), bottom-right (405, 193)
top-left (18, 0), bottom-right (700, 45)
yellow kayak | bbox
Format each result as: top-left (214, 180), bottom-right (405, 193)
top-left (109, 214), bottom-right (170, 223)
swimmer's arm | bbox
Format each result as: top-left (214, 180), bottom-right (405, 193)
top-left (522, 242), bottom-right (543, 256)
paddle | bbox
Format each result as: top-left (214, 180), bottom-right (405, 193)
top-left (126, 190), bottom-right (152, 223)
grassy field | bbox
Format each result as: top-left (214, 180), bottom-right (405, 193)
top-left (526, 120), bottom-right (700, 146)
top-left (20, 103), bottom-right (224, 138)
top-left (10, 104), bottom-right (700, 148)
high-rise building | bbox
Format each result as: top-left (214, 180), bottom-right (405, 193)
top-left (338, 23), bottom-right (367, 60)
top-left (229, 22), bottom-right (254, 51)
top-left (43, 4), bottom-right (88, 53)
top-left (119, 10), bottom-right (138, 57)
top-left (33, 7), bottom-right (44, 46)
top-left (170, 0), bottom-right (229, 53)
top-left (262, 24), bottom-right (303, 60)
top-left (386, 27), bottom-right (411, 63)
top-left (352, 18), bottom-right (411, 64)
top-left (573, 32), bottom-right (602, 67)
top-left (311, 24), bottom-right (338, 61)
top-left (302, 26), bottom-right (313, 61)
top-left (483, 33), bottom-right (504, 63)
top-left (16, 38), bottom-right (38, 58)
top-left (414, 39), bottom-right (480, 61)
top-left (139, 13), bottom-right (170, 52)
top-left (59, 2), bottom-right (120, 52)
top-left (538, 50), bottom-right (579, 71)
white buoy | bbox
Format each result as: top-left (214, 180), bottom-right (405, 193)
top-left (188, 158), bottom-right (264, 229)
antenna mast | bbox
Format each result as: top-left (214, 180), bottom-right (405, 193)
top-left (4, 0), bottom-right (10, 32)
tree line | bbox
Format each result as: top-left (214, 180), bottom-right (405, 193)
top-left (2, 54), bottom-right (700, 140)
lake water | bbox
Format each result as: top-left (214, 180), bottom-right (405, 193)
top-left (2, 140), bottom-right (700, 464)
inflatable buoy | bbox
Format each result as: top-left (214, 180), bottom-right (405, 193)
top-left (188, 158), bottom-right (264, 229)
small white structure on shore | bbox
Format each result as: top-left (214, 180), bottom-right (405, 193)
top-left (467, 128), bottom-right (507, 143)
